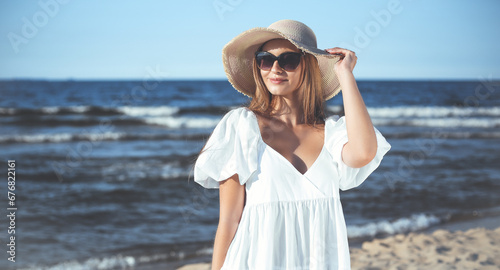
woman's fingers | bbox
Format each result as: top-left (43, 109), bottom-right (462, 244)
top-left (328, 47), bottom-right (357, 73)
top-left (325, 47), bottom-right (356, 58)
top-left (326, 47), bottom-right (347, 52)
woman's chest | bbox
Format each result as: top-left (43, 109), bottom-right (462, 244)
top-left (258, 118), bottom-right (325, 175)
top-left (244, 144), bottom-right (341, 206)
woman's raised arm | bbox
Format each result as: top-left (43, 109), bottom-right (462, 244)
top-left (326, 47), bottom-right (378, 168)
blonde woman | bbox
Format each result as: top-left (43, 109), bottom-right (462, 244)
top-left (194, 19), bottom-right (391, 270)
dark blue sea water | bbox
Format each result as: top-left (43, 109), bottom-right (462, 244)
top-left (1, 79), bottom-right (500, 269)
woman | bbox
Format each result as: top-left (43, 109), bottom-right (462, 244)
top-left (194, 19), bottom-right (391, 270)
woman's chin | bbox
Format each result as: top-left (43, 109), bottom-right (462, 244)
top-left (266, 86), bottom-right (295, 96)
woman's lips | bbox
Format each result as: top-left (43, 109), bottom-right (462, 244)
top-left (270, 78), bottom-right (287, 84)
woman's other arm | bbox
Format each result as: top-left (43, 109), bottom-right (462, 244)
top-left (211, 173), bottom-right (245, 270)
top-left (326, 47), bottom-right (378, 168)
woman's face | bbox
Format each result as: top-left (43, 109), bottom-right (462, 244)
top-left (260, 39), bottom-right (304, 98)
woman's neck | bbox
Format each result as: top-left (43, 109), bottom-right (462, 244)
top-left (270, 94), bottom-right (304, 127)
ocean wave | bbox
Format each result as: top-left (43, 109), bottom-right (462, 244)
top-left (0, 132), bottom-right (125, 144)
top-left (4, 117), bottom-right (145, 127)
top-left (4, 105), bottom-right (500, 129)
top-left (3, 129), bottom-right (499, 146)
top-left (326, 105), bottom-right (343, 113)
top-left (0, 106), bottom-right (119, 116)
top-left (16, 244), bottom-right (210, 270)
top-left (328, 105), bottom-right (500, 127)
top-left (17, 254), bottom-right (136, 270)
top-left (2, 105), bottom-right (180, 117)
top-left (0, 105), bottom-right (230, 117)
top-left (392, 131), bottom-right (500, 139)
top-left (0, 132), bottom-right (205, 144)
top-left (364, 106), bottom-right (500, 118)
top-left (116, 106), bottom-right (179, 116)
top-left (3, 115), bottom-right (222, 129)
top-left (372, 117), bottom-right (500, 128)
top-left (145, 116), bottom-right (221, 128)
top-left (3, 105), bottom-right (500, 118)
top-left (101, 161), bottom-right (191, 182)
top-left (347, 213), bottom-right (441, 239)
top-left (327, 105), bottom-right (500, 118)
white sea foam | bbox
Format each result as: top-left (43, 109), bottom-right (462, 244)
top-left (0, 133), bottom-right (73, 143)
top-left (41, 106), bottom-right (90, 114)
top-left (0, 107), bottom-right (16, 115)
top-left (0, 132), bottom-right (125, 143)
top-left (17, 254), bottom-right (136, 270)
top-left (40, 107), bottom-right (59, 114)
top-left (117, 106), bottom-right (179, 117)
top-left (0, 105), bottom-right (180, 116)
top-left (195, 247), bottom-right (214, 256)
top-left (372, 117), bottom-right (500, 128)
top-left (369, 106), bottom-right (500, 118)
top-left (100, 161), bottom-right (191, 182)
top-left (328, 106), bottom-right (500, 118)
top-left (145, 116), bottom-right (220, 128)
top-left (327, 105), bottom-right (343, 112)
top-left (15, 246), bottom-right (199, 269)
top-left (347, 213), bottom-right (441, 239)
top-left (327, 106), bottom-right (500, 127)
top-left (160, 164), bottom-right (190, 179)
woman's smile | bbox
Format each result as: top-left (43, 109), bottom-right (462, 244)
top-left (269, 77), bottom-right (288, 84)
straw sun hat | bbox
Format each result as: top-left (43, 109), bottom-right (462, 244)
top-left (222, 19), bottom-right (342, 100)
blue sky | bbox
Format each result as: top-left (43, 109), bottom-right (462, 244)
top-left (0, 0), bottom-right (499, 80)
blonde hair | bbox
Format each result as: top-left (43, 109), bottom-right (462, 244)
top-left (247, 52), bottom-right (326, 126)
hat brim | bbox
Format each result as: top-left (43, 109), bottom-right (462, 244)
top-left (222, 27), bottom-right (342, 100)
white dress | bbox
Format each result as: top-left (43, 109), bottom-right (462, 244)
top-left (194, 107), bottom-right (391, 270)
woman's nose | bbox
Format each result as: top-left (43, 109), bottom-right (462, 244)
top-left (270, 60), bottom-right (284, 73)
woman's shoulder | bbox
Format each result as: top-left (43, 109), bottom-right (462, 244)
top-left (324, 114), bottom-right (345, 130)
top-left (194, 106), bottom-right (261, 188)
top-left (214, 106), bottom-right (260, 135)
top-left (222, 106), bottom-right (253, 116)
top-left (221, 106), bottom-right (256, 124)
top-left (325, 114), bottom-right (342, 123)
top-left (323, 114), bottom-right (347, 145)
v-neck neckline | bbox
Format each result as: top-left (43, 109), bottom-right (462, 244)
top-left (245, 108), bottom-right (327, 177)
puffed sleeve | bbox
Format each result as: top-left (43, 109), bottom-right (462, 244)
top-left (193, 107), bottom-right (260, 189)
top-left (325, 115), bottom-right (391, 191)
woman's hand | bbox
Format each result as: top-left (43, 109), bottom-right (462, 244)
top-left (325, 47), bottom-right (357, 76)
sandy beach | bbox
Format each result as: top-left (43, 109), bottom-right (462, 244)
top-left (176, 216), bottom-right (500, 270)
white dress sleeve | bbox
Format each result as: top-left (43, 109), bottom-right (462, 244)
top-left (325, 115), bottom-right (391, 191)
top-left (194, 107), bottom-right (260, 189)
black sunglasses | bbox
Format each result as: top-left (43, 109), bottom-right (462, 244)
top-left (255, 51), bottom-right (304, 71)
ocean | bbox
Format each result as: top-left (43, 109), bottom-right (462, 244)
top-left (1, 79), bottom-right (499, 269)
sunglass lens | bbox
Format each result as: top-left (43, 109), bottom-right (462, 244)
top-left (257, 53), bottom-right (275, 70)
top-left (280, 53), bottom-right (301, 71)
